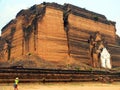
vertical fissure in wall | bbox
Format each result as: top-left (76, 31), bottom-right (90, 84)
top-left (32, 6), bottom-right (46, 51)
top-left (63, 5), bottom-right (71, 56)
top-left (22, 38), bottom-right (24, 55)
top-left (22, 5), bottom-right (46, 54)
top-left (7, 27), bottom-right (16, 60)
top-left (22, 25), bottom-right (33, 53)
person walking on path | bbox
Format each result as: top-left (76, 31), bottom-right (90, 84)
top-left (14, 77), bottom-right (19, 90)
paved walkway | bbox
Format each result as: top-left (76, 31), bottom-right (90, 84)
top-left (0, 82), bottom-right (120, 90)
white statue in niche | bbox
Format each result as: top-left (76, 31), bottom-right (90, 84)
top-left (100, 47), bottom-right (112, 69)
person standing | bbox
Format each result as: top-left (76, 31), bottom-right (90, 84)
top-left (14, 77), bottom-right (19, 90)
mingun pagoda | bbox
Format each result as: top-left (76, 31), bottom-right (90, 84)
top-left (0, 2), bottom-right (120, 69)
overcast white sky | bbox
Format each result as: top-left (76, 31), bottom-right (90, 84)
top-left (0, 0), bottom-right (120, 36)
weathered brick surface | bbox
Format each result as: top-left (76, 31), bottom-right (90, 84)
top-left (10, 17), bottom-right (23, 58)
top-left (69, 14), bottom-right (116, 44)
top-left (0, 3), bottom-right (119, 68)
top-left (37, 7), bottom-right (68, 62)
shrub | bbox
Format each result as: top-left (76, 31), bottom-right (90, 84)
top-left (93, 15), bottom-right (99, 21)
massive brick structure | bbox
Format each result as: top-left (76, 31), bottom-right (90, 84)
top-left (0, 3), bottom-right (120, 68)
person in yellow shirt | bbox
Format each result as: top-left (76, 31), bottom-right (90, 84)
top-left (14, 77), bottom-right (19, 90)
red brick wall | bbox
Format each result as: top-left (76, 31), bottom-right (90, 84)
top-left (37, 7), bottom-right (68, 62)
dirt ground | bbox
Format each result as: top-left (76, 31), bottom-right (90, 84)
top-left (0, 82), bottom-right (120, 90)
